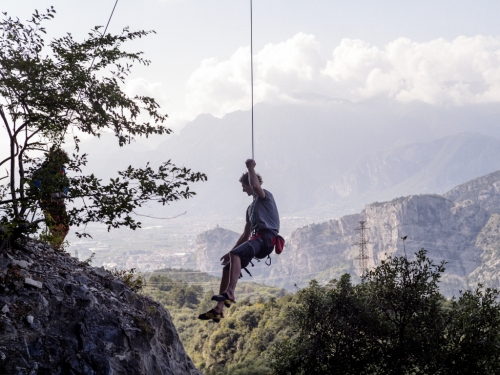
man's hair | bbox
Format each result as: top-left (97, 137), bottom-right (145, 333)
top-left (239, 172), bottom-right (263, 186)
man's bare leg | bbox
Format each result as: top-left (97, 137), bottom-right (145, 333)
top-left (213, 267), bottom-right (230, 313)
top-left (224, 252), bottom-right (242, 301)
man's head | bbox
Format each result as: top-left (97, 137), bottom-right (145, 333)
top-left (239, 172), bottom-right (263, 196)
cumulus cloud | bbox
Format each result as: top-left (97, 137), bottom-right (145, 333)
top-left (125, 77), bottom-right (170, 106)
top-left (183, 34), bottom-right (500, 119)
top-left (323, 35), bottom-right (500, 105)
top-left (184, 32), bottom-right (323, 118)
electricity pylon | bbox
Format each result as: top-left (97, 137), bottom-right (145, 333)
top-left (354, 220), bottom-right (372, 277)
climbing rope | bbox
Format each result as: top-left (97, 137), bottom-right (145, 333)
top-left (248, 0), bottom-right (257, 234)
top-left (250, 0), bottom-right (255, 160)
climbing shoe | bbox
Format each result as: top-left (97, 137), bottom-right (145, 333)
top-left (211, 291), bottom-right (236, 307)
top-left (198, 309), bottom-right (224, 322)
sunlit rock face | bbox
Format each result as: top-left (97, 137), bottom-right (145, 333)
top-left (446, 171), bottom-right (500, 290)
top-left (0, 241), bottom-right (202, 375)
top-left (268, 170), bottom-right (500, 297)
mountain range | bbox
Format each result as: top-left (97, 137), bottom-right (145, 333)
top-left (77, 99), bottom-right (500, 224)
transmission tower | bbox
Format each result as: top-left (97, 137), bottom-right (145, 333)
top-left (354, 220), bottom-right (372, 276)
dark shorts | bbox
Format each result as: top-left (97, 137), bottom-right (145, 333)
top-left (223, 232), bottom-right (275, 270)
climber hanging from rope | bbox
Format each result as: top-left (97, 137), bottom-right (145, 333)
top-left (198, 159), bottom-right (281, 322)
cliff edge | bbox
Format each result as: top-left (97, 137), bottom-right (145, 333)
top-left (0, 240), bottom-right (202, 375)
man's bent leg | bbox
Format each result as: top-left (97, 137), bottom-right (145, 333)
top-left (212, 241), bottom-right (254, 304)
top-left (225, 253), bottom-right (242, 301)
top-left (214, 267), bottom-right (230, 313)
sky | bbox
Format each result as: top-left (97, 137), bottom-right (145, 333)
top-left (3, 0), bottom-right (500, 132)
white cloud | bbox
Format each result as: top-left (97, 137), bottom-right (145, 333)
top-left (182, 34), bottom-right (500, 120)
top-left (322, 35), bottom-right (500, 105)
top-left (184, 32), bottom-right (324, 119)
top-left (125, 77), bottom-right (170, 107)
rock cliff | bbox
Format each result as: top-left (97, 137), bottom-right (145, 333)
top-left (269, 171), bottom-right (500, 296)
top-left (0, 240), bottom-right (201, 375)
top-left (445, 170), bottom-right (500, 289)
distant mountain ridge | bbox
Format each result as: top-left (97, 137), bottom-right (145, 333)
top-left (307, 132), bottom-right (500, 218)
top-left (267, 169), bottom-right (500, 296)
top-left (328, 133), bottom-right (500, 198)
top-left (77, 99), bottom-right (500, 223)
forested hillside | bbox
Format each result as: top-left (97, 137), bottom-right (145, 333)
top-left (141, 254), bottom-right (500, 375)
top-left (141, 269), bottom-right (293, 375)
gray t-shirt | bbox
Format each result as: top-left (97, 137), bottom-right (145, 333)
top-left (246, 189), bottom-right (280, 233)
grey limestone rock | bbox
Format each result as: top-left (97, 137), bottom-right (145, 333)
top-left (24, 278), bottom-right (43, 289)
top-left (0, 240), bottom-right (202, 375)
top-left (268, 170), bottom-right (500, 297)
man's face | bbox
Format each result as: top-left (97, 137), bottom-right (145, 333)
top-left (241, 183), bottom-right (253, 196)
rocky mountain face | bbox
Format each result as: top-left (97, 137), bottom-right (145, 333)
top-left (445, 170), bottom-right (500, 289)
top-left (0, 240), bottom-right (201, 375)
top-left (444, 170), bottom-right (500, 215)
top-left (265, 170), bottom-right (500, 296)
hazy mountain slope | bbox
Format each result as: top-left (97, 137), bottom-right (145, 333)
top-left (309, 133), bottom-right (500, 217)
top-left (264, 170), bottom-right (500, 296)
top-left (76, 98), bottom-right (500, 223)
top-left (444, 170), bottom-right (500, 215)
top-left (326, 133), bottom-right (500, 198)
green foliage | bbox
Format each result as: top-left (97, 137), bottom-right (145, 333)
top-left (141, 269), bottom-right (290, 375)
top-left (144, 274), bottom-right (203, 309)
top-left (0, 8), bottom-right (206, 241)
top-left (112, 268), bottom-right (145, 292)
top-left (270, 249), bottom-right (500, 375)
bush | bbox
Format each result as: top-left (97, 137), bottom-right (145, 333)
top-left (270, 249), bottom-right (500, 375)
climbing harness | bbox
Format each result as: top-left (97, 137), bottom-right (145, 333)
top-left (241, 231), bottom-right (284, 277)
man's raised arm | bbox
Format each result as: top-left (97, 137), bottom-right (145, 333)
top-left (246, 159), bottom-right (265, 198)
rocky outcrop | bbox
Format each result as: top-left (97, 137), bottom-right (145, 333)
top-left (446, 171), bottom-right (500, 289)
top-left (268, 170), bottom-right (500, 295)
top-left (269, 193), bottom-right (491, 296)
top-left (444, 170), bottom-right (500, 215)
top-left (0, 240), bottom-right (201, 375)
